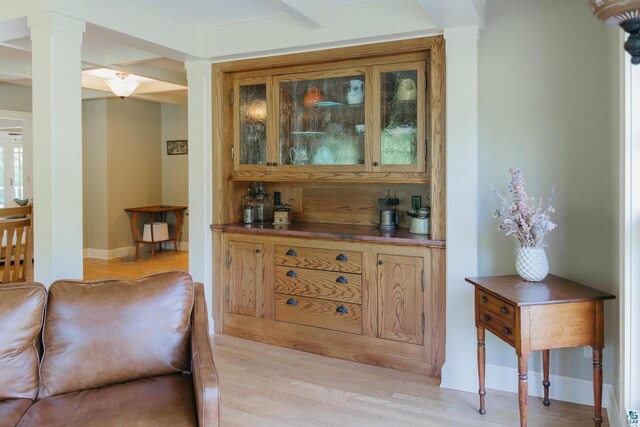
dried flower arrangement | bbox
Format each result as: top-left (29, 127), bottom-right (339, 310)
top-left (492, 168), bottom-right (557, 248)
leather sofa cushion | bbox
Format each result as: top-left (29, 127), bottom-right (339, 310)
top-left (18, 374), bottom-right (196, 427)
top-left (0, 399), bottom-right (33, 427)
top-left (39, 271), bottom-right (193, 399)
top-left (0, 283), bottom-right (46, 400)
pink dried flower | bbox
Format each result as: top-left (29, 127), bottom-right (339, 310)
top-left (491, 168), bottom-right (557, 248)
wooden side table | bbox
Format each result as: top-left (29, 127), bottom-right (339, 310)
top-left (124, 205), bottom-right (187, 260)
top-left (465, 275), bottom-right (615, 427)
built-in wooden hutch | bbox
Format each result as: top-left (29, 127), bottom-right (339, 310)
top-left (212, 37), bottom-right (446, 377)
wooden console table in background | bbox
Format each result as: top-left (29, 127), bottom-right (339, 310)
top-left (124, 205), bottom-right (187, 260)
top-left (465, 275), bottom-right (615, 427)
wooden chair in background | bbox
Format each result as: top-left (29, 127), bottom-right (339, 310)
top-left (0, 205), bottom-right (33, 283)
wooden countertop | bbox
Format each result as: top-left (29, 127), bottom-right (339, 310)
top-left (465, 274), bottom-right (615, 306)
top-left (212, 222), bottom-right (446, 248)
top-left (124, 205), bottom-right (187, 213)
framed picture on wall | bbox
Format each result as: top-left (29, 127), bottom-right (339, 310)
top-left (167, 140), bottom-right (188, 155)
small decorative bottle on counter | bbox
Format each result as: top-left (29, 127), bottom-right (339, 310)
top-left (243, 188), bottom-right (254, 224)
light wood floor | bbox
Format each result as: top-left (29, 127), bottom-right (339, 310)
top-left (83, 250), bottom-right (189, 280)
top-left (211, 334), bottom-right (608, 427)
top-left (83, 252), bottom-right (608, 426)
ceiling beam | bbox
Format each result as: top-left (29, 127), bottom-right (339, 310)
top-left (0, 18), bottom-right (29, 43)
top-left (268, 0), bottom-right (328, 28)
top-left (416, 0), bottom-right (485, 29)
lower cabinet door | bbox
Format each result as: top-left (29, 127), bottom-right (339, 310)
top-left (228, 240), bottom-right (265, 317)
top-left (377, 254), bottom-right (424, 345)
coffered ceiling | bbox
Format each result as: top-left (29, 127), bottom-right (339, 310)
top-left (0, 0), bottom-right (485, 105)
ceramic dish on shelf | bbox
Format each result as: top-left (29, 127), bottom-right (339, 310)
top-left (314, 101), bottom-right (343, 107)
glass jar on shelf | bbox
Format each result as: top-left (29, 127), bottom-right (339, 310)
top-left (252, 182), bottom-right (273, 223)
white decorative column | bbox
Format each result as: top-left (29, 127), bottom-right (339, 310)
top-left (439, 26), bottom-right (481, 391)
top-left (186, 60), bottom-right (214, 329)
top-left (28, 12), bottom-right (85, 286)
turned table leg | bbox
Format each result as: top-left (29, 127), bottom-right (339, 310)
top-left (477, 327), bottom-right (486, 415)
top-left (542, 349), bottom-right (550, 406)
top-left (592, 346), bottom-right (603, 426)
top-left (518, 353), bottom-right (529, 427)
top-left (130, 212), bottom-right (141, 260)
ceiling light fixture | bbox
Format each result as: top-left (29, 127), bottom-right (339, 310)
top-left (106, 72), bottom-right (140, 99)
top-left (589, 0), bottom-right (640, 64)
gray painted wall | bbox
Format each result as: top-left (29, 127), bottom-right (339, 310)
top-left (478, 0), bottom-right (619, 387)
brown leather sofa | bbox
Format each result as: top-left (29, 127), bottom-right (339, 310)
top-left (0, 271), bottom-right (220, 427)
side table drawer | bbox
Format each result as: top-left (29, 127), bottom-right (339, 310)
top-left (478, 308), bottom-right (515, 345)
top-left (477, 289), bottom-right (515, 325)
top-left (275, 245), bottom-right (362, 274)
top-left (476, 289), bottom-right (516, 345)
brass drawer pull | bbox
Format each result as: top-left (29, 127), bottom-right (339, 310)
top-left (336, 253), bottom-right (349, 262)
top-left (483, 314), bottom-right (491, 322)
top-left (481, 295), bottom-right (488, 304)
top-left (286, 270), bottom-right (297, 278)
top-left (503, 327), bottom-right (512, 335)
top-left (336, 305), bottom-right (348, 314)
top-left (336, 276), bottom-right (348, 284)
top-left (500, 306), bottom-right (509, 314)
top-left (286, 249), bottom-right (297, 257)
top-left (286, 298), bottom-right (298, 307)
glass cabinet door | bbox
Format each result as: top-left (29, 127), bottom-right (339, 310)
top-left (373, 62), bottom-right (426, 172)
top-left (234, 78), bottom-right (272, 170)
top-left (277, 69), bottom-right (367, 170)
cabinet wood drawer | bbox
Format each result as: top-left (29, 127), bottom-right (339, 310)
top-left (275, 266), bottom-right (362, 304)
top-left (476, 289), bottom-right (515, 327)
top-left (274, 245), bottom-right (362, 274)
top-left (275, 293), bottom-right (362, 334)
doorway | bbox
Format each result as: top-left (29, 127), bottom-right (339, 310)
top-left (0, 141), bottom-right (25, 203)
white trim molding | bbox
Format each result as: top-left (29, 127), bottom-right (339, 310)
top-left (186, 60), bottom-right (213, 332)
top-left (441, 25), bottom-right (480, 391)
top-left (621, 27), bottom-right (640, 423)
top-left (83, 246), bottom-right (133, 260)
top-left (83, 244), bottom-right (188, 260)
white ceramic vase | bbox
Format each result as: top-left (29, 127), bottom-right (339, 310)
top-left (516, 247), bottom-right (549, 282)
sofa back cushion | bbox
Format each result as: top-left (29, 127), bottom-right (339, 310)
top-left (38, 271), bottom-right (194, 398)
top-left (0, 282), bottom-right (46, 400)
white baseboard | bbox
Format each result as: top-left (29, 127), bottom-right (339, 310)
top-left (83, 243), bottom-right (188, 260)
top-left (83, 246), bottom-right (134, 260)
top-left (441, 362), bottom-right (615, 414)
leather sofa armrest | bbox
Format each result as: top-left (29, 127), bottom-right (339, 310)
top-left (191, 282), bottom-right (220, 427)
